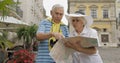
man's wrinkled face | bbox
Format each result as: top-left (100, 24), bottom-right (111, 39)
top-left (51, 8), bottom-right (64, 23)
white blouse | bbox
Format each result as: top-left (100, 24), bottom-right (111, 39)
top-left (70, 26), bottom-right (103, 63)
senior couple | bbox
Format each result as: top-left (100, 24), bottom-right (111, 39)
top-left (35, 4), bottom-right (103, 63)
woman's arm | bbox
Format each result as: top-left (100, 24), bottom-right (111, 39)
top-left (76, 46), bottom-right (97, 55)
top-left (64, 40), bottom-right (97, 55)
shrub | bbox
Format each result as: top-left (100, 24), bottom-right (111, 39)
top-left (7, 49), bottom-right (35, 63)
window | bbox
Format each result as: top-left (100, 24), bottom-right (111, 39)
top-left (101, 34), bottom-right (109, 42)
top-left (16, 6), bottom-right (23, 17)
top-left (103, 9), bottom-right (109, 18)
top-left (89, 5), bottom-right (98, 18)
top-left (76, 5), bottom-right (86, 15)
top-left (91, 9), bottom-right (97, 18)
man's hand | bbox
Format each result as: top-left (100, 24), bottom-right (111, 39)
top-left (51, 32), bottom-right (65, 39)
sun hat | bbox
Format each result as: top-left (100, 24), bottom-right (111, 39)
top-left (65, 13), bottom-right (93, 27)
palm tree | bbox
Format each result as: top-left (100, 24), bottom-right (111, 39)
top-left (16, 24), bottom-right (38, 50)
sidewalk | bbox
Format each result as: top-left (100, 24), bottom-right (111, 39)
top-left (98, 47), bottom-right (120, 63)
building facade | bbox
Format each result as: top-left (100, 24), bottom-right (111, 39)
top-left (18, 0), bottom-right (45, 25)
top-left (68, 0), bottom-right (118, 47)
top-left (116, 0), bottom-right (120, 45)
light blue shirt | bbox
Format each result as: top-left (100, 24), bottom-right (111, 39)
top-left (35, 19), bottom-right (69, 63)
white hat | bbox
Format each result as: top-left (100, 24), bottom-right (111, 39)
top-left (65, 14), bottom-right (93, 27)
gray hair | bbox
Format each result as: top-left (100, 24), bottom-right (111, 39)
top-left (51, 4), bottom-right (64, 11)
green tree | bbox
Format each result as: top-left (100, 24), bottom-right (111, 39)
top-left (0, 0), bottom-right (20, 19)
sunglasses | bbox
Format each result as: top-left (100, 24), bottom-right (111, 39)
top-left (72, 19), bottom-right (80, 22)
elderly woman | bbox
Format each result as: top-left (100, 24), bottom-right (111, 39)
top-left (65, 14), bottom-right (103, 63)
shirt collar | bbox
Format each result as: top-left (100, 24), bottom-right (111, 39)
top-left (80, 26), bottom-right (88, 35)
top-left (47, 17), bottom-right (65, 25)
top-left (71, 26), bottom-right (89, 36)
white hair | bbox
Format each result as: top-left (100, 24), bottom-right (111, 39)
top-left (51, 4), bottom-right (64, 11)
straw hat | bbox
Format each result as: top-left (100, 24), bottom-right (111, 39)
top-left (65, 14), bottom-right (93, 27)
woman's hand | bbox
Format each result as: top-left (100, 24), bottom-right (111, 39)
top-left (64, 40), bottom-right (82, 51)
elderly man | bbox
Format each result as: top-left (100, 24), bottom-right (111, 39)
top-left (35, 4), bottom-right (69, 63)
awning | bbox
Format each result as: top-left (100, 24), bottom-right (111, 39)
top-left (0, 16), bottom-right (29, 28)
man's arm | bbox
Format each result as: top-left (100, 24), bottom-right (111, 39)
top-left (36, 32), bottom-right (53, 41)
top-left (36, 32), bottom-right (65, 41)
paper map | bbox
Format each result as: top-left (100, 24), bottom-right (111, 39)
top-left (49, 36), bottom-right (98, 63)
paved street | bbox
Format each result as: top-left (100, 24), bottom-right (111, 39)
top-left (98, 47), bottom-right (120, 63)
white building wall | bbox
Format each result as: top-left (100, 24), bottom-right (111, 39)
top-left (18, 0), bottom-right (44, 25)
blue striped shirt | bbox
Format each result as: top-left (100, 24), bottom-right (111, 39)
top-left (35, 19), bottom-right (69, 63)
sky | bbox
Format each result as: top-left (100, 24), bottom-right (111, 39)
top-left (43, 0), bottom-right (68, 25)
